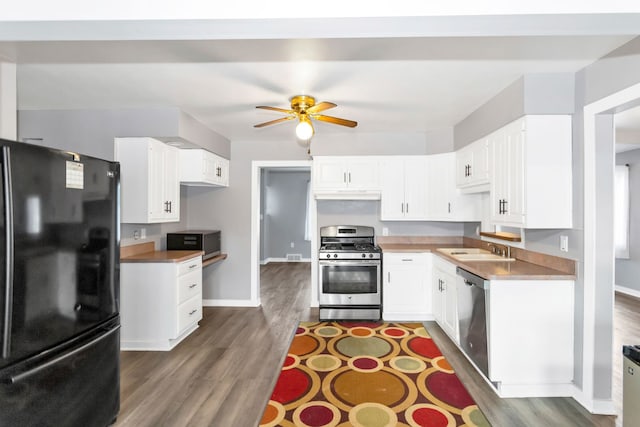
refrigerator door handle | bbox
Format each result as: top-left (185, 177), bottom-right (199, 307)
top-left (6, 325), bottom-right (120, 385)
top-left (1, 146), bottom-right (14, 359)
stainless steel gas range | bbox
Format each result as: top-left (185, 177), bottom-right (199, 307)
top-left (318, 225), bottom-right (381, 321)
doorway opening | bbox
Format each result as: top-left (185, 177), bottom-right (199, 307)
top-left (583, 81), bottom-right (640, 415)
top-left (250, 160), bottom-right (318, 308)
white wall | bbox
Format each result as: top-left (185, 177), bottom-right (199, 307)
top-left (261, 169), bottom-right (311, 261)
top-left (616, 148), bottom-right (640, 292)
top-left (0, 62), bottom-right (17, 140)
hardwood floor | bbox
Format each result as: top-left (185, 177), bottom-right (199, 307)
top-left (116, 263), bottom-right (632, 426)
top-left (115, 262), bottom-right (317, 427)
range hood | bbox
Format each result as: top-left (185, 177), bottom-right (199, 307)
top-left (314, 191), bottom-right (381, 200)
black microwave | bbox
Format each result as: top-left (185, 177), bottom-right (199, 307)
top-left (166, 230), bottom-right (221, 260)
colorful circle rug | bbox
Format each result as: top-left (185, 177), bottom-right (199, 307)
top-left (260, 321), bottom-right (491, 427)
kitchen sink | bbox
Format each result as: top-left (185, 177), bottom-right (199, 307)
top-left (437, 247), bottom-right (515, 262)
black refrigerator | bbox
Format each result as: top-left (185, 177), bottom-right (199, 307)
top-left (0, 139), bottom-right (120, 426)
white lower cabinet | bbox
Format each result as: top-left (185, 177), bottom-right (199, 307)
top-left (487, 279), bottom-right (574, 397)
top-left (382, 252), bottom-right (431, 321)
top-left (432, 256), bottom-right (459, 342)
top-left (121, 255), bottom-right (203, 351)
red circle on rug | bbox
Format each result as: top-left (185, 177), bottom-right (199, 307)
top-left (299, 405), bottom-right (335, 426)
top-left (385, 328), bottom-right (406, 337)
top-left (353, 357), bottom-right (378, 370)
top-left (426, 371), bottom-right (475, 409)
top-left (339, 321), bottom-right (380, 328)
top-left (283, 355), bottom-right (296, 368)
top-left (408, 337), bottom-right (442, 358)
top-left (272, 368), bottom-right (310, 404)
top-left (411, 407), bottom-right (449, 427)
top-left (296, 327), bottom-right (306, 334)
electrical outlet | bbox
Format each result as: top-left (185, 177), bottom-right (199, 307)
top-left (290, 242), bottom-right (295, 248)
top-left (133, 230), bottom-right (140, 240)
top-left (382, 227), bottom-right (389, 236)
top-left (560, 235), bottom-right (569, 252)
top-left (140, 228), bottom-right (146, 239)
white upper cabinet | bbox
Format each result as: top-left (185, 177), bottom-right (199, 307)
top-left (380, 156), bottom-right (429, 220)
top-left (426, 152), bottom-right (481, 221)
top-left (490, 115), bottom-right (572, 228)
top-left (313, 156), bottom-right (380, 198)
top-left (179, 149), bottom-right (229, 187)
top-left (115, 137), bottom-right (180, 223)
top-left (456, 138), bottom-right (490, 192)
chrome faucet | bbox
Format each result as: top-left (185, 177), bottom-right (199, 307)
top-left (487, 243), bottom-right (511, 258)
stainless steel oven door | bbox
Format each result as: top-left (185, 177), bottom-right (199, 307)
top-left (319, 259), bottom-right (381, 306)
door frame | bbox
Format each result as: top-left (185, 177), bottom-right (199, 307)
top-left (250, 160), bottom-right (317, 307)
top-left (581, 81), bottom-right (640, 414)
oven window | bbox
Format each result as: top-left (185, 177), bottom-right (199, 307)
top-left (322, 265), bottom-right (378, 294)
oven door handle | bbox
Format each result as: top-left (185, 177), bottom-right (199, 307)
top-left (319, 260), bottom-right (381, 266)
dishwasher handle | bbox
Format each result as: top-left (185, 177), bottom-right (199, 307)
top-left (456, 267), bottom-right (489, 290)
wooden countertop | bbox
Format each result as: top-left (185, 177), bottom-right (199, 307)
top-left (378, 242), bottom-right (575, 281)
top-left (121, 249), bottom-right (204, 263)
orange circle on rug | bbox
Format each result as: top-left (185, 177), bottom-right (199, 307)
top-left (290, 335), bottom-right (320, 356)
top-left (259, 400), bottom-right (285, 427)
top-left (349, 327), bottom-right (375, 338)
top-left (333, 370), bottom-right (406, 406)
top-left (431, 356), bottom-right (453, 373)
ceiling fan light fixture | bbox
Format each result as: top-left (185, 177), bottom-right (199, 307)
top-left (295, 116), bottom-right (314, 140)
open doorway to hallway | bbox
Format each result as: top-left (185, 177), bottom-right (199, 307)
top-left (249, 160), bottom-right (316, 310)
top-left (612, 107), bottom-right (640, 425)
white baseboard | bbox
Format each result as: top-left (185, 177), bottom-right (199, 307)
top-left (615, 284), bottom-right (640, 299)
top-left (202, 299), bottom-right (261, 307)
top-left (260, 257), bottom-right (311, 265)
top-left (571, 385), bottom-right (618, 415)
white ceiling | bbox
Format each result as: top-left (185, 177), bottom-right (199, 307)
top-left (1, 15), bottom-right (638, 143)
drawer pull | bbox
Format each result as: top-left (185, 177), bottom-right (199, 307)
top-left (189, 309), bottom-right (197, 316)
top-left (188, 264), bottom-right (198, 269)
top-left (189, 283), bottom-right (197, 289)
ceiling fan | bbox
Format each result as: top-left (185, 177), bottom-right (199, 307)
top-left (254, 95), bottom-right (357, 140)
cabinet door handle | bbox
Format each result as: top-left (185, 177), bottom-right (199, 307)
top-left (348, 172), bottom-right (351, 183)
top-left (448, 202), bottom-right (451, 213)
top-left (406, 203), bottom-right (409, 213)
top-left (388, 272), bottom-right (391, 282)
top-left (401, 203), bottom-right (404, 213)
top-left (343, 172), bottom-right (347, 183)
top-left (189, 309), bottom-right (197, 316)
top-left (189, 283), bottom-right (197, 289)
top-left (503, 199), bottom-right (508, 214)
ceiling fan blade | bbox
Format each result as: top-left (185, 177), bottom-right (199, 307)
top-left (313, 114), bottom-right (358, 128)
top-left (306, 102), bottom-right (337, 114)
top-left (256, 106), bottom-right (295, 114)
top-left (254, 116), bottom-right (295, 128)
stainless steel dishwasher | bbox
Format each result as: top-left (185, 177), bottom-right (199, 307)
top-left (456, 267), bottom-right (490, 378)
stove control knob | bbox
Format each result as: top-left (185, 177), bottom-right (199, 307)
top-left (362, 253), bottom-right (366, 258)
top-left (333, 254), bottom-right (338, 258)
top-left (326, 254), bottom-right (331, 259)
top-left (369, 253), bottom-right (374, 258)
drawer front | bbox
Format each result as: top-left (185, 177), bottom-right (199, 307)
top-left (178, 269), bottom-right (202, 304)
top-left (177, 296), bottom-right (202, 335)
top-left (178, 256), bottom-right (202, 276)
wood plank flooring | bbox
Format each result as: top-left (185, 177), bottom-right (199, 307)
top-left (116, 263), bottom-right (633, 426)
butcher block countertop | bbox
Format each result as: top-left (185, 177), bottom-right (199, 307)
top-left (120, 242), bottom-right (203, 263)
top-left (377, 237), bottom-right (576, 281)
